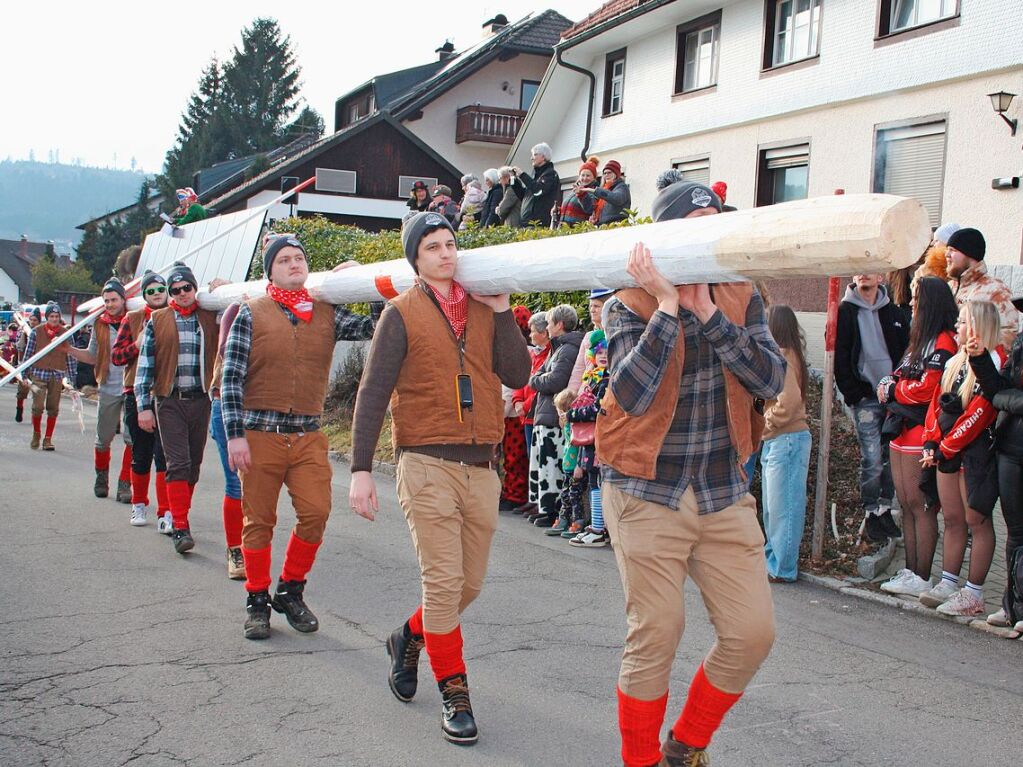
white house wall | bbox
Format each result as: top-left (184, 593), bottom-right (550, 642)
top-left (402, 53), bottom-right (554, 176)
top-left (0, 269), bottom-right (20, 303)
top-left (521, 0), bottom-right (1023, 262)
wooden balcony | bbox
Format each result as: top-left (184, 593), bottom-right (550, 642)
top-left (455, 105), bottom-right (527, 145)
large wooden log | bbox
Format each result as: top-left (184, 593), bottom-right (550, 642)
top-left (193, 194), bottom-right (930, 310)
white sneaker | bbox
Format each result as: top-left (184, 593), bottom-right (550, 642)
top-left (919, 579), bottom-right (958, 608)
top-left (879, 569), bottom-right (913, 593)
top-left (986, 608), bottom-right (1010, 627)
top-left (157, 513), bottom-right (174, 535)
top-left (883, 572), bottom-right (931, 596)
top-left (130, 503), bottom-right (148, 527)
top-left (569, 528), bottom-right (609, 548)
top-left (936, 588), bottom-right (985, 617)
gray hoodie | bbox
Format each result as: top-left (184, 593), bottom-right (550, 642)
top-left (844, 283), bottom-right (894, 389)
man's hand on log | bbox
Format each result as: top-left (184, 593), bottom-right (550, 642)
top-left (227, 437), bottom-right (252, 473)
top-left (332, 261), bottom-right (359, 272)
top-left (470, 293), bottom-right (511, 313)
top-left (208, 278), bottom-right (230, 292)
top-left (677, 284), bottom-right (717, 324)
top-left (627, 243), bottom-right (678, 316)
top-left (349, 471), bottom-right (378, 521)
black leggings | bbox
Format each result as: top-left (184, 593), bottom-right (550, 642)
top-left (996, 453), bottom-right (1023, 594)
top-left (124, 392), bottom-right (166, 474)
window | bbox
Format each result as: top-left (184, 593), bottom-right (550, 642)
top-left (671, 156), bottom-right (711, 186)
top-left (520, 80), bottom-right (541, 112)
top-left (675, 11), bottom-right (722, 94)
top-left (878, 0), bottom-right (958, 37)
top-left (756, 143), bottom-right (809, 206)
top-left (765, 0), bottom-right (822, 68)
top-left (602, 49), bottom-right (626, 116)
top-left (873, 120), bottom-right (946, 226)
top-left (315, 168), bottom-right (357, 195)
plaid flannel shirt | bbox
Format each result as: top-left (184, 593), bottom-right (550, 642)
top-left (134, 312), bottom-right (203, 410)
top-left (601, 291), bottom-right (785, 513)
top-left (220, 302), bottom-right (375, 440)
top-left (24, 327), bottom-right (77, 383)
top-left (111, 315), bottom-right (141, 370)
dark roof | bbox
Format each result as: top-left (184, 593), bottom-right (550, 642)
top-left (76, 190), bottom-right (163, 231)
top-left (0, 238), bottom-right (47, 301)
top-left (335, 10), bottom-right (572, 120)
top-left (561, 0), bottom-right (671, 41)
top-left (195, 133), bottom-right (322, 201)
top-left (205, 112), bottom-right (463, 213)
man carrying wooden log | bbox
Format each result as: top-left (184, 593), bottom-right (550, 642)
top-left (596, 179), bottom-right (787, 767)
top-left (221, 235), bottom-right (376, 640)
top-left (66, 278), bottom-right (134, 503)
top-left (349, 212), bottom-right (531, 746)
top-left (23, 301), bottom-right (77, 451)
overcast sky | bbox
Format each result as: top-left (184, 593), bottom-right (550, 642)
top-left (2, 1), bottom-right (597, 174)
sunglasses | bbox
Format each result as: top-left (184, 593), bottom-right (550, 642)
top-left (169, 284), bottom-right (194, 296)
top-left (144, 286), bottom-right (167, 296)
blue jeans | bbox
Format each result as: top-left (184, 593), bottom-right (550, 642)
top-left (209, 397), bottom-right (241, 500)
top-left (851, 401), bottom-right (894, 514)
top-left (760, 430), bottom-right (812, 581)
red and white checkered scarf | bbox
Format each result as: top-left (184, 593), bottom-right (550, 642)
top-left (426, 281), bottom-right (468, 338)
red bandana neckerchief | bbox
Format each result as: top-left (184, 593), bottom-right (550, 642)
top-left (267, 284), bottom-right (314, 323)
top-left (143, 305), bottom-right (155, 320)
top-left (170, 299), bottom-right (198, 317)
top-left (43, 323), bottom-right (63, 340)
top-left (97, 311), bottom-right (123, 327)
top-left (425, 281), bottom-right (468, 338)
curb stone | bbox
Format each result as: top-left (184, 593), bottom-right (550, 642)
top-left (798, 571), bottom-right (1019, 639)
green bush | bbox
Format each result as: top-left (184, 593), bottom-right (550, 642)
top-left (255, 213), bottom-right (649, 326)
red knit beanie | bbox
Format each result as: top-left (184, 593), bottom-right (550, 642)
top-left (603, 160), bottom-right (623, 178)
top-left (711, 181), bottom-right (728, 204)
top-left (579, 156), bottom-right (599, 178)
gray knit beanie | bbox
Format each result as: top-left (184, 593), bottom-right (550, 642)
top-left (651, 181), bottom-right (722, 222)
top-left (401, 212), bottom-right (456, 273)
top-left (262, 235), bottom-right (306, 280)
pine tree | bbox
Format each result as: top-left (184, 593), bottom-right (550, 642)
top-left (221, 18), bottom-right (302, 155)
top-left (282, 104), bottom-right (325, 142)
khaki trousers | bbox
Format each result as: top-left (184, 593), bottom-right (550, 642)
top-left (95, 391), bottom-right (130, 451)
top-left (31, 378), bottom-right (62, 417)
top-left (603, 483), bottom-right (776, 698)
top-left (396, 451), bottom-right (501, 634)
top-left (240, 430), bottom-right (333, 550)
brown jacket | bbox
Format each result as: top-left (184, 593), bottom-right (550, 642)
top-left (150, 307), bottom-right (219, 397)
top-left (120, 310), bottom-right (148, 390)
top-left (389, 286), bottom-right (504, 450)
top-left (241, 297), bottom-right (336, 415)
top-left (595, 286), bottom-right (764, 480)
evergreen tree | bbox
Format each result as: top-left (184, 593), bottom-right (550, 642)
top-left (221, 18), bottom-right (302, 155)
top-left (282, 105), bottom-right (325, 142)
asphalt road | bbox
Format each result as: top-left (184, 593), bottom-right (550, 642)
top-left (0, 387), bottom-right (1020, 767)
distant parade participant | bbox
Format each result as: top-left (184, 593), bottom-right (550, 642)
top-left (134, 263), bottom-right (219, 554)
top-left (23, 302), bottom-right (77, 451)
top-left (14, 308), bottom-right (41, 422)
top-left (174, 187), bottom-right (207, 225)
top-left (220, 235), bottom-right (376, 638)
top-left (350, 212), bottom-right (530, 745)
top-left (112, 271), bottom-right (172, 530)
top-left (66, 278), bottom-right (134, 503)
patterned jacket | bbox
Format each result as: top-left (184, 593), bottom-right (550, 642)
top-left (950, 262), bottom-right (1020, 349)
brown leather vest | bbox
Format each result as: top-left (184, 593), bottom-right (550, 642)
top-left (121, 310), bottom-right (148, 390)
top-left (32, 326), bottom-right (69, 371)
top-left (389, 285), bottom-right (504, 450)
top-left (150, 307), bottom-right (219, 397)
top-left (595, 285), bottom-right (765, 481)
top-left (93, 317), bottom-right (124, 386)
top-left (241, 297), bottom-right (336, 415)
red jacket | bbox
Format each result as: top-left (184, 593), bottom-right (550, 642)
top-left (923, 345), bottom-right (1007, 458)
top-left (511, 344), bottom-right (551, 425)
top-left (891, 330), bottom-right (958, 406)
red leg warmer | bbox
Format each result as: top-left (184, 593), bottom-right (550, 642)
top-left (423, 625), bottom-right (466, 682)
top-left (280, 534), bottom-right (321, 583)
top-left (166, 480), bottom-right (191, 530)
top-left (671, 664), bottom-right (743, 750)
top-left (95, 448), bottom-right (111, 471)
top-left (618, 687), bottom-right (669, 767)
top-left (242, 546), bottom-right (272, 593)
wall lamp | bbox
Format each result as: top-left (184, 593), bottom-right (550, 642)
top-left (988, 91), bottom-right (1017, 136)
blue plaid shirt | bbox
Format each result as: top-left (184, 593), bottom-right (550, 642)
top-left (24, 326), bottom-right (77, 383)
top-left (134, 312), bottom-right (203, 410)
top-left (220, 301), bottom-right (375, 440)
top-left (601, 291), bottom-right (785, 513)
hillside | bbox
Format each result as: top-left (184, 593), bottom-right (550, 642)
top-left (0, 160), bottom-right (151, 248)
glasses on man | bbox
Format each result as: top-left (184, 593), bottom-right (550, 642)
top-left (143, 286), bottom-right (167, 296)
top-left (169, 284), bottom-right (195, 296)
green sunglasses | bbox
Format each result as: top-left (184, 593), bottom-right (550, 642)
top-left (144, 286), bottom-right (167, 296)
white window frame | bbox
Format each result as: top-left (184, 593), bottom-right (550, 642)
top-left (773, 0), bottom-right (822, 67)
top-left (609, 58), bottom-right (625, 114)
top-left (890, 0), bottom-right (957, 34)
top-left (683, 22), bottom-right (720, 92)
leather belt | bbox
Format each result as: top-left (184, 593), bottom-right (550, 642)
top-left (459, 460), bottom-right (495, 470)
top-left (168, 389), bottom-right (205, 400)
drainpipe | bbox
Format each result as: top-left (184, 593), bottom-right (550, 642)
top-left (554, 48), bottom-right (596, 162)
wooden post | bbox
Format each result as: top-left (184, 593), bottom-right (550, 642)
top-left (812, 188), bottom-right (845, 562)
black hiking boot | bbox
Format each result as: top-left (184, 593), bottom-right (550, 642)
top-left (386, 622), bottom-right (425, 702)
top-left (438, 673), bottom-right (478, 745)
top-left (270, 579), bottom-right (319, 633)
top-left (244, 591), bottom-right (271, 640)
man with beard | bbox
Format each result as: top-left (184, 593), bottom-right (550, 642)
top-left (945, 227), bottom-right (1019, 348)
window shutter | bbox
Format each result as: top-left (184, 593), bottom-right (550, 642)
top-left (880, 126), bottom-right (946, 227)
top-left (673, 157), bottom-right (711, 186)
top-left (765, 144), bottom-right (810, 169)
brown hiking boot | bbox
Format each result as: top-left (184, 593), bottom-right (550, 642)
top-left (30, 432), bottom-right (40, 450)
top-left (42, 437), bottom-right (55, 451)
top-left (227, 547), bottom-right (246, 580)
top-left (660, 733), bottom-right (709, 766)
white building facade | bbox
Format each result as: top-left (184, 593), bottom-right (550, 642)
top-left (512, 0), bottom-right (1022, 263)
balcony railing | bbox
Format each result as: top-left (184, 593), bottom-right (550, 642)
top-left (456, 105), bottom-right (527, 145)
